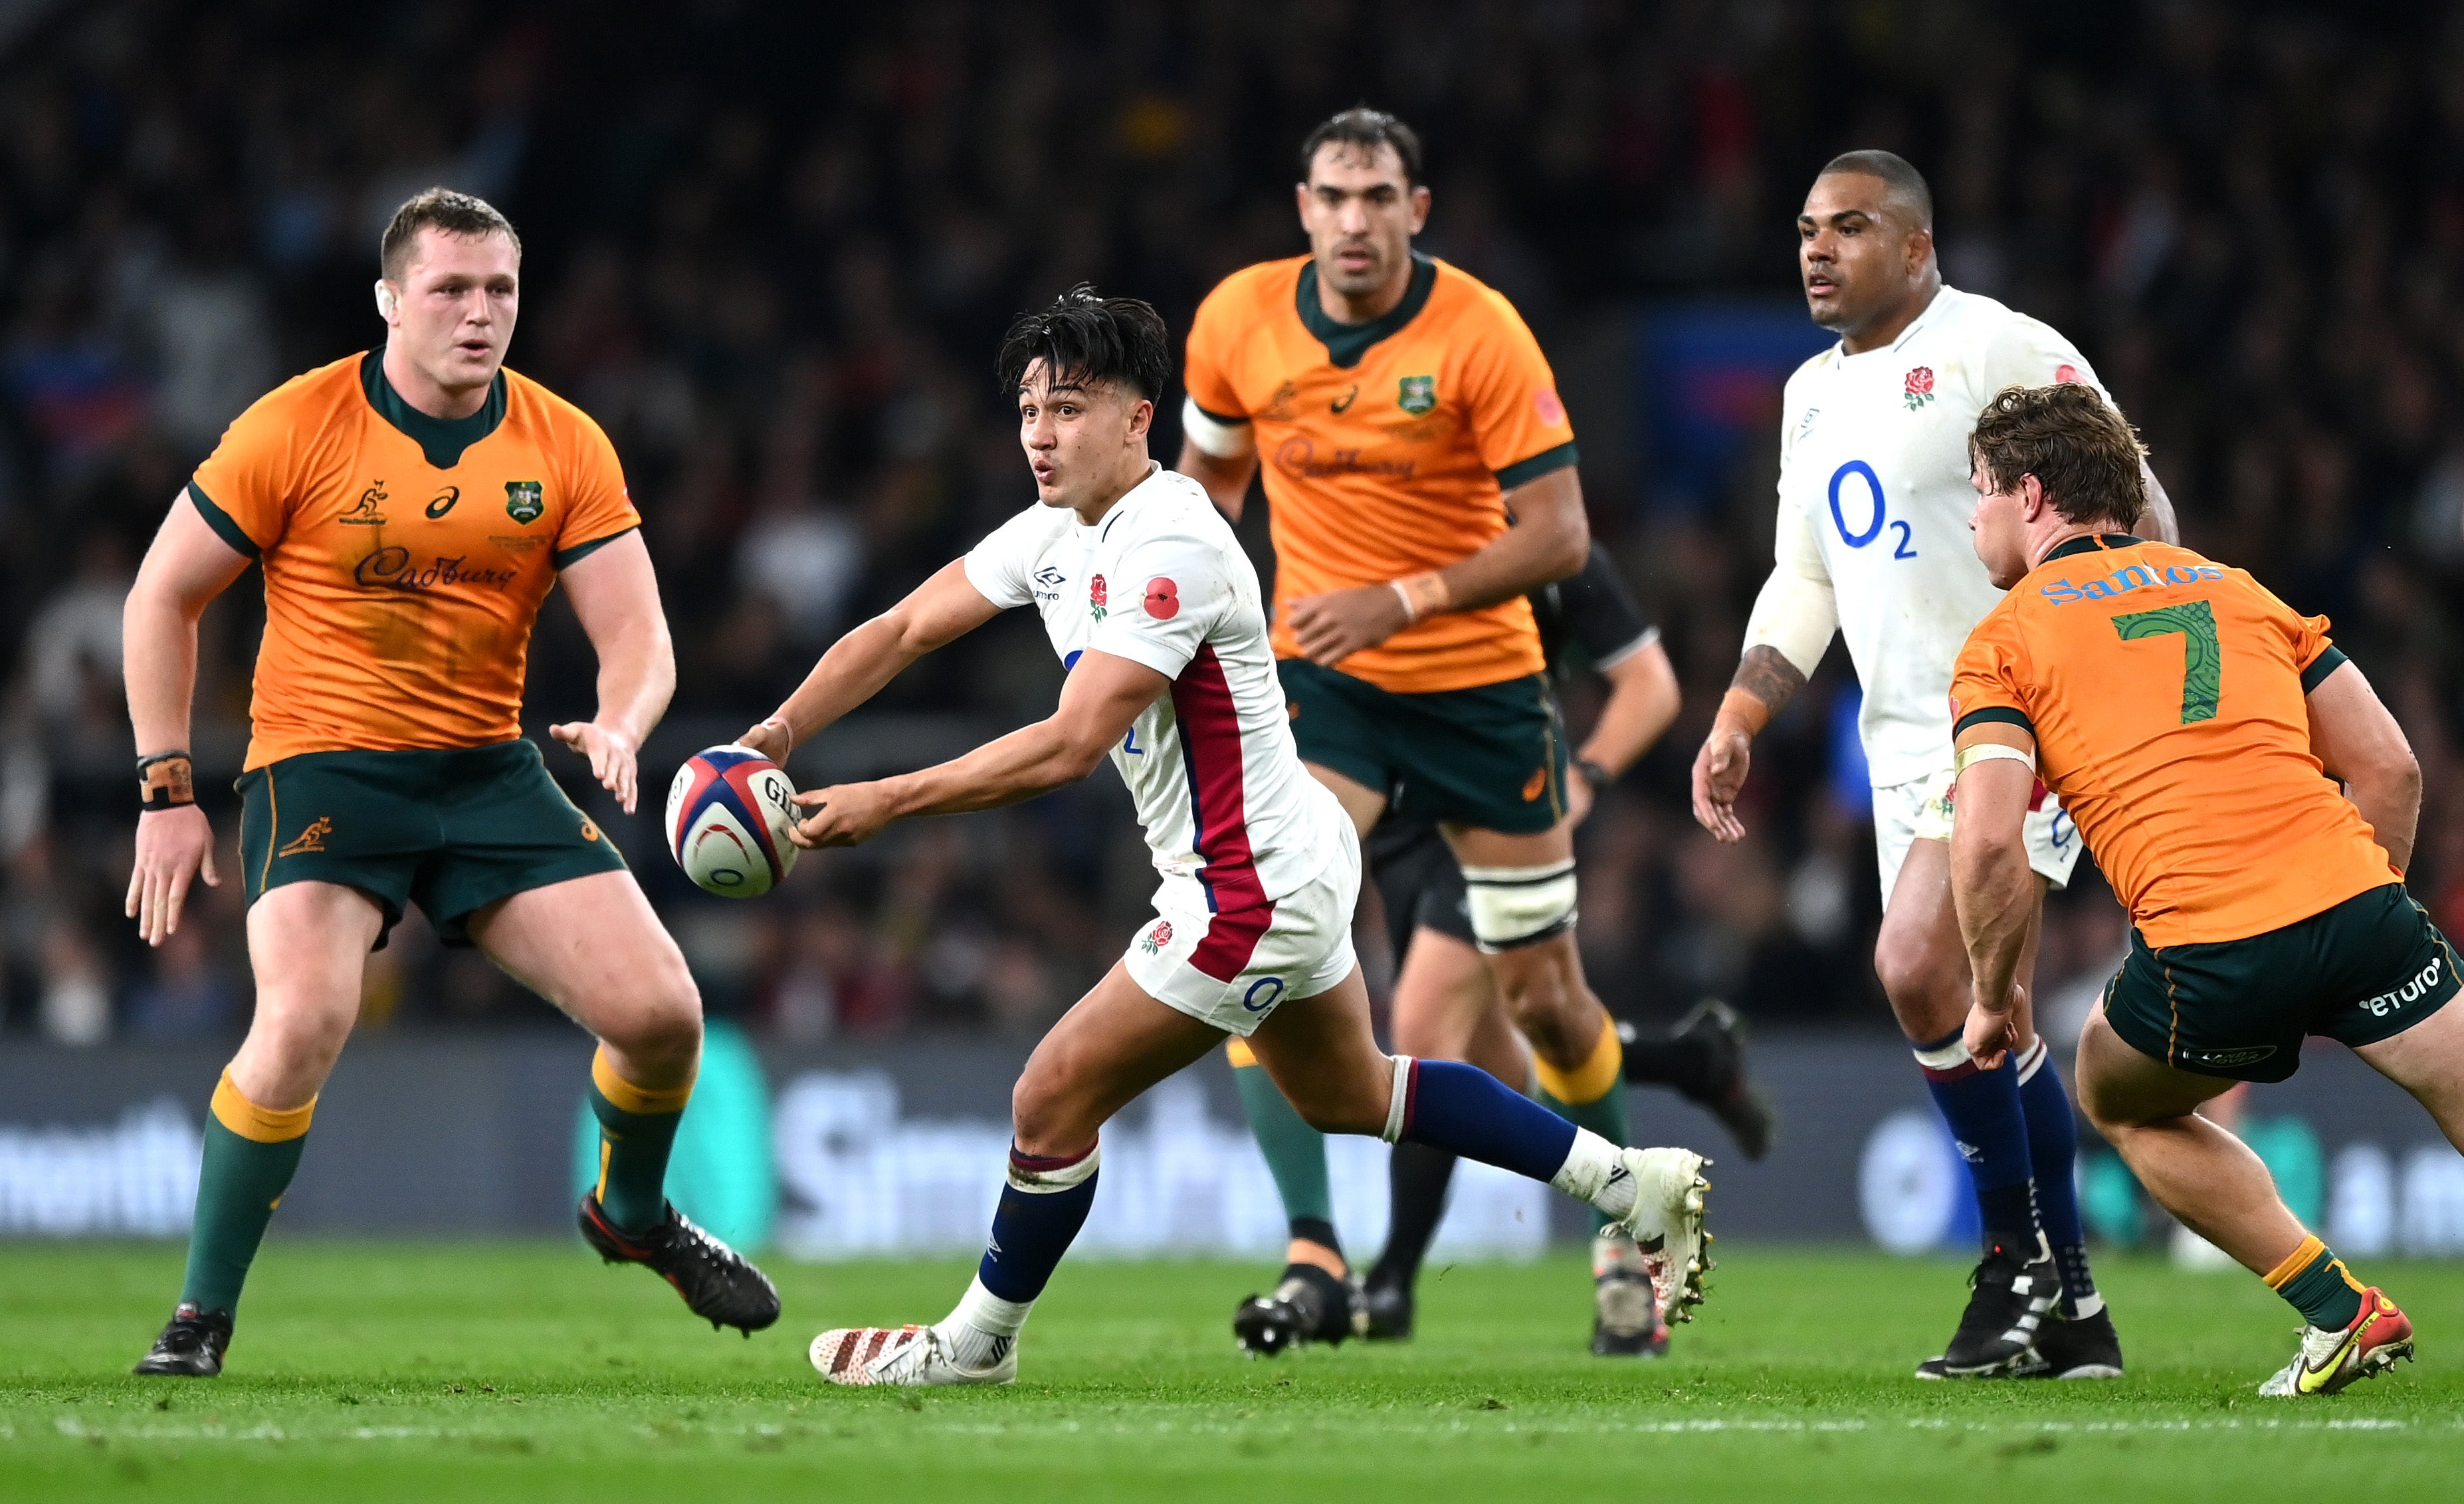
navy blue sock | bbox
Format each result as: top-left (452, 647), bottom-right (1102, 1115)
top-left (1397, 1059), bottom-right (1578, 1182)
top-left (976, 1144), bottom-right (1101, 1303)
top-left (1914, 1029), bottom-right (2039, 1253)
top-left (2017, 1039), bottom-right (2099, 1315)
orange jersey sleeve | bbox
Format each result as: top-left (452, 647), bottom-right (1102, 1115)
top-left (545, 399), bottom-right (641, 566)
top-left (187, 368), bottom-right (354, 556)
top-left (1953, 536), bottom-right (2395, 947)
top-left (1455, 284), bottom-right (1578, 486)
top-left (1181, 276), bottom-right (1253, 422)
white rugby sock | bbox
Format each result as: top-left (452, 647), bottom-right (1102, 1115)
top-left (937, 1275), bottom-right (1031, 1370)
top-left (1550, 1128), bottom-right (1638, 1220)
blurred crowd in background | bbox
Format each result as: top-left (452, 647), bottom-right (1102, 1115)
top-left (4, 0), bottom-right (2462, 1054)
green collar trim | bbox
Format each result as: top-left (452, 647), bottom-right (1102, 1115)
top-left (2043, 531), bottom-right (2143, 563)
top-left (1295, 253), bottom-right (1437, 370)
top-left (360, 350), bottom-right (507, 469)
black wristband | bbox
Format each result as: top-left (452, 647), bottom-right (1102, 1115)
top-left (1575, 758), bottom-right (1613, 794)
top-left (138, 751), bottom-right (195, 811)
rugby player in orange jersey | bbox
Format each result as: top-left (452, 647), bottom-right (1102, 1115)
top-left (1177, 107), bottom-right (1663, 1356)
top-left (1949, 382), bottom-right (2455, 1397)
top-left (120, 189), bottom-right (775, 1377)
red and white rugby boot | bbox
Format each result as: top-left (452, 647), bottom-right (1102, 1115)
top-left (809, 1323), bottom-right (1017, 1387)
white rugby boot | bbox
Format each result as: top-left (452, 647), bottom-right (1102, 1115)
top-left (1602, 1147), bottom-right (1713, 1323)
top-left (809, 1323), bottom-right (1017, 1387)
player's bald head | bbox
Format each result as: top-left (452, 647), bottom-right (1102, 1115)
top-left (1815, 150), bottom-right (1933, 233)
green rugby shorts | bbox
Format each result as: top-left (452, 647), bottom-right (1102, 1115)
top-left (236, 740), bottom-right (627, 950)
top-left (2101, 883), bottom-right (2458, 1083)
top-left (1277, 658), bottom-right (1566, 835)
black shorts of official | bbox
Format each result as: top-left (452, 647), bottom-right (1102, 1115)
top-left (236, 740), bottom-right (628, 951)
top-left (2101, 882), bottom-right (2459, 1083)
top-left (1278, 657), bottom-right (1567, 835)
top-left (1366, 817), bottom-right (1475, 966)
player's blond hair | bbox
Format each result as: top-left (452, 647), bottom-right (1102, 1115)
top-left (379, 187), bottom-right (521, 282)
top-left (1968, 383), bottom-right (2148, 529)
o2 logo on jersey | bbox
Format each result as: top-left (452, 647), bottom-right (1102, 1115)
top-left (1243, 977), bottom-right (1286, 1013)
top-left (1829, 461), bottom-right (1917, 560)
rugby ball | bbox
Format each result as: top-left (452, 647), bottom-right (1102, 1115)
top-left (667, 746), bottom-right (799, 897)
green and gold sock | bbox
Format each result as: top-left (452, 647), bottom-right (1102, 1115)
top-left (1536, 1016), bottom-right (1630, 1235)
top-left (2264, 1234), bottom-right (2366, 1331)
top-left (586, 1047), bottom-right (694, 1235)
top-left (1228, 1037), bottom-right (1337, 1241)
top-left (179, 1073), bottom-right (314, 1316)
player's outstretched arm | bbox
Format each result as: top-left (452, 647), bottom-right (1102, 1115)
top-left (787, 649), bottom-right (1166, 848)
top-left (123, 492), bottom-right (253, 946)
top-left (2307, 659), bottom-right (2422, 875)
top-left (1948, 725), bottom-right (2040, 1067)
top-left (741, 560), bottom-right (1003, 763)
top-left (1284, 466), bottom-right (1590, 668)
top-left (552, 532), bottom-right (673, 815)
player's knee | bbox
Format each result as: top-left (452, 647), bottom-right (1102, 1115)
top-left (249, 981), bottom-right (359, 1065)
top-left (1873, 926), bottom-right (1961, 1025)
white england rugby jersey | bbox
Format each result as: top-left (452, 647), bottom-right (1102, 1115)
top-left (1771, 285), bottom-right (2109, 788)
top-left (964, 465), bottom-right (1343, 923)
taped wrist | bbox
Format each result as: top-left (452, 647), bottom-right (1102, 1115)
top-left (1391, 570), bottom-right (1451, 624)
top-left (138, 751), bottom-right (195, 811)
top-left (1462, 859), bottom-right (1578, 952)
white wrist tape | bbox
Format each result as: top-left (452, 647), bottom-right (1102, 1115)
top-left (1954, 742), bottom-right (2037, 776)
top-left (1180, 395), bottom-right (1254, 459)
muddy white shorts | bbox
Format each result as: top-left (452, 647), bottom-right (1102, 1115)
top-left (1125, 825), bottom-right (1361, 1037)
top-left (1873, 764), bottom-right (2081, 904)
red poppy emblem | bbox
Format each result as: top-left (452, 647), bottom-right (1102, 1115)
top-left (1902, 366), bottom-right (1936, 411)
top-left (1090, 574), bottom-right (1107, 607)
top-left (1144, 576), bottom-right (1180, 619)
top-left (1534, 388), bottom-right (1567, 425)
top-left (2054, 363), bottom-right (2082, 385)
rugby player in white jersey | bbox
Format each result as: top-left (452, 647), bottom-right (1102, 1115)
top-left (1689, 152), bottom-right (2177, 1380)
top-left (735, 288), bottom-right (1712, 1387)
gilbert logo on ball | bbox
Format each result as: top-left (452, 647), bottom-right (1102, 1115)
top-left (667, 745), bottom-right (799, 897)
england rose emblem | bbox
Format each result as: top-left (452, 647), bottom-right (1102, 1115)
top-left (1140, 919), bottom-right (1174, 954)
top-left (1902, 366), bottom-right (1936, 411)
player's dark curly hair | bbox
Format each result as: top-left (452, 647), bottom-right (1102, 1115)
top-left (1968, 383), bottom-right (2148, 528)
top-left (379, 187), bottom-right (520, 281)
top-left (997, 285), bottom-right (1172, 404)
top-left (1300, 106), bottom-right (1423, 187)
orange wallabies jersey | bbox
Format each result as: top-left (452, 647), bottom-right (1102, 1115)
top-left (188, 352), bottom-right (641, 770)
top-left (1183, 254), bottom-right (1578, 694)
top-left (1950, 534), bottom-right (2398, 948)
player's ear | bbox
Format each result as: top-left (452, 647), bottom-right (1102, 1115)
top-left (1126, 395), bottom-right (1154, 441)
top-left (373, 280), bottom-right (401, 322)
top-left (1905, 224), bottom-right (1934, 276)
top-left (1409, 183), bottom-right (1431, 235)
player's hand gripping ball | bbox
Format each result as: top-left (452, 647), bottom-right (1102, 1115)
top-left (667, 746), bottom-right (799, 897)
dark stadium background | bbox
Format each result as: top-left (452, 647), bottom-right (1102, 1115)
top-left (4, 0), bottom-right (2461, 1071)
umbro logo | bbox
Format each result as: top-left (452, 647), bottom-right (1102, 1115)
top-left (1954, 1138), bottom-right (1984, 1164)
top-left (1034, 566), bottom-right (1066, 588)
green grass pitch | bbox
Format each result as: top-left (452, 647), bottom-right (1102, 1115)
top-left (3, 1242), bottom-right (2458, 1501)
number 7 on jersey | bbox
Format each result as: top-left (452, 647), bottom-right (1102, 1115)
top-left (2111, 599), bottom-right (2220, 724)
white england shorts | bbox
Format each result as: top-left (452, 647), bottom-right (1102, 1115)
top-left (1125, 821), bottom-right (1361, 1037)
top-left (1873, 764), bottom-right (2081, 904)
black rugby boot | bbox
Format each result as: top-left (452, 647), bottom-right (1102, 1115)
top-left (133, 1303), bottom-right (233, 1376)
top-left (579, 1194), bottom-right (780, 1337)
